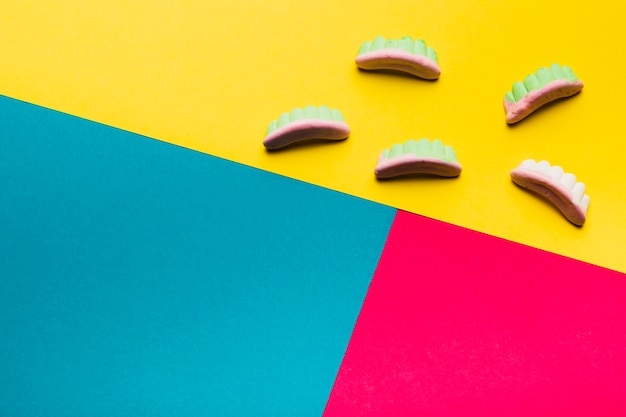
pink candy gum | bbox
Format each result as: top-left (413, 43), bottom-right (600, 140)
top-left (375, 153), bottom-right (461, 178)
top-left (355, 49), bottom-right (441, 80)
top-left (510, 167), bottom-right (587, 226)
top-left (505, 79), bottom-right (584, 124)
top-left (263, 119), bottom-right (350, 150)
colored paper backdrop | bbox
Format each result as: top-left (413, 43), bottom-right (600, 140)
top-left (1, 1), bottom-right (625, 415)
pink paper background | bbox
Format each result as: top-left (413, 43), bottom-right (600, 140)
top-left (325, 210), bottom-right (626, 416)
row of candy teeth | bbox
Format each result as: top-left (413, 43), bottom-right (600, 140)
top-left (266, 106), bottom-right (346, 135)
top-left (358, 36), bottom-right (438, 63)
top-left (382, 138), bottom-right (458, 163)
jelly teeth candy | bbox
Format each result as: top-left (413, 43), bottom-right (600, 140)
top-left (263, 106), bottom-right (350, 150)
top-left (510, 159), bottom-right (590, 226)
top-left (375, 138), bottom-right (461, 179)
top-left (504, 64), bottom-right (584, 124)
top-left (355, 36), bottom-right (440, 80)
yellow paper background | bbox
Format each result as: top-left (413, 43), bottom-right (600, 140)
top-left (1, 1), bottom-right (625, 272)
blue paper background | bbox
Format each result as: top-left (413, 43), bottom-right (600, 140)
top-left (0, 96), bottom-right (395, 416)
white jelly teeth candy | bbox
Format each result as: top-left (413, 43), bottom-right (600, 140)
top-left (510, 159), bottom-right (590, 226)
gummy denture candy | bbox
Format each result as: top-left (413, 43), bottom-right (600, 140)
top-left (263, 106), bottom-right (350, 150)
top-left (375, 138), bottom-right (461, 179)
top-left (355, 36), bottom-right (440, 80)
top-left (504, 64), bottom-right (583, 124)
top-left (510, 159), bottom-right (590, 226)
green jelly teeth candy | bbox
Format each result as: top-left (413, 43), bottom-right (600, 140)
top-left (504, 64), bottom-right (583, 124)
top-left (263, 106), bottom-right (350, 150)
top-left (355, 36), bottom-right (440, 80)
top-left (374, 138), bottom-right (461, 179)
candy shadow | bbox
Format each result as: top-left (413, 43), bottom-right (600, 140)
top-left (375, 173), bottom-right (461, 182)
top-left (264, 137), bottom-right (348, 152)
top-left (356, 67), bottom-right (439, 82)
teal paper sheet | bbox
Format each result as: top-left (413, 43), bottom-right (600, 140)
top-left (0, 96), bottom-right (395, 416)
